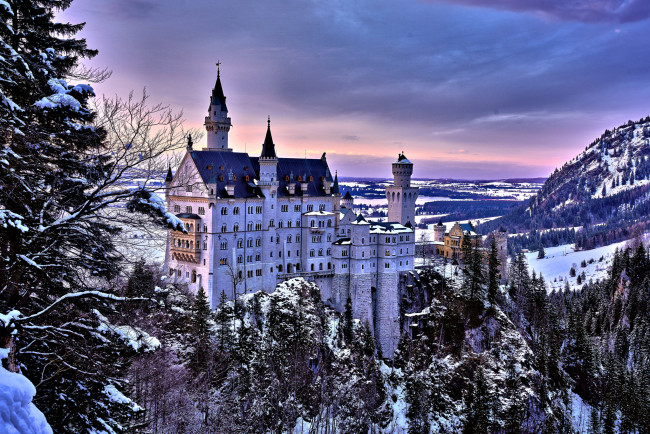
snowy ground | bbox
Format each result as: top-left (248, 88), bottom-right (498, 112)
top-left (525, 240), bottom-right (631, 292)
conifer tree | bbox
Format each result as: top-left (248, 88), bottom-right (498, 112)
top-left (537, 245), bottom-right (545, 259)
top-left (343, 296), bottom-right (354, 343)
top-left (187, 287), bottom-right (213, 374)
top-left (488, 238), bottom-right (500, 304)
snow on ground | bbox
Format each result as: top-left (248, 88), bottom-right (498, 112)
top-left (0, 367), bottom-right (53, 434)
top-left (525, 240), bottom-right (629, 292)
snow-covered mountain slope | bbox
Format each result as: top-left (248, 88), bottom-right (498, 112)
top-left (483, 116), bottom-right (650, 246)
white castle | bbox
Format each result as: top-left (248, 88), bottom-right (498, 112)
top-left (164, 68), bottom-right (418, 353)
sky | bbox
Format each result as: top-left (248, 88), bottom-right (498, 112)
top-left (60, 0), bottom-right (650, 179)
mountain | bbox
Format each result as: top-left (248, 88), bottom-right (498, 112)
top-left (481, 116), bottom-right (650, 250)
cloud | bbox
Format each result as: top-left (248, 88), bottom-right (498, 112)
top-left (342, 135), bottom-right (360, 141)
top-left (432, 0), bottom-right (650, 23)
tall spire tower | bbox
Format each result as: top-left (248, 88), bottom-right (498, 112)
top-left (205, 63), bottom-right (232, 151)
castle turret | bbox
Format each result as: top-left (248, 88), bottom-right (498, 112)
top-left (204, 66), bottom-right (232, 151)
top-left (258, 117), bottom-right (278, 186)
top-left (386, 152), bottom-right (418, 225)
top-left (433, 219), bottom-right (445, 242)
top-left (342, 191), bottom-right (353, 209)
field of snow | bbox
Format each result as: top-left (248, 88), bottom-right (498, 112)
top-left (525, 240), bottom-right (630, 292)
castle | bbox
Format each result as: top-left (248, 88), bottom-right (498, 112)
top-left (163, 68), bottom-right (417, 354)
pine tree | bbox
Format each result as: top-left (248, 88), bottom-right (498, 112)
top-left (188, 287), bottom-right (213, 373)
top-left (215, 290), bottom-right (233, 349)
top-left (488, 238), bottom-right (500, 304)
top-left (464, 366), bottom-right (492, 434)
top-left (0, 1), bottom-right (189, 431)
top-left (343, 296), bottom-right (354, 344)
top-left (537, 245), bottom-right (545, 259)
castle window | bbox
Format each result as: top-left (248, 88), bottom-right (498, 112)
top-left (362, 251), bottom-right (364, 258)
top-left (385, 263), bottom-right (390, 269)
top-left (328, 263), bottom-right (331, 269)
top-left (400, 261), bottom-right (402, 266)
top-left (186, 185), bottom-right (192, 192)
top-left (178, 269), bottom-right (182, 277)
top-left (327, 235), bottom-right (331, 242)
top-left (238, 270), bottom-right (243, 279)
top-left (174, 205), bottom-right (180, 213)
top-left (186, 206), bottom-right (192, 213)
top-left (319, 263), bottom-right (323, 270)
top-left (272, 192), bottom-right (275, 198)
top-left (255, 254), bottom-right (261, 261)
top-left (247, 255), bottom-right (253, 262)
top-left (169, 268), bottom-right (175, 276)
top-left (247, 239), bottom-right (253, 247)
top-left (256, 238), bottom-right (261, 247)
top-left (311, 264), bottom-right (314, 271)
top-left (256, 223), bottom-right (262, 230)
top-left (400, 248), bottom-right (403, 254)
top-left (256, 269), bottom-right (262, 276)
top-left (203, 225), bottom-right (208, 232)
top-left (407, 235), bottom-right (410, 241)
top-left (237, 239), bottom-right (243, 248)
top-left (233, 224), bottom-right (239, 232)
top-left (361, 238), bottom-right (365, 244)
top-left (296, 236), bottom-right (300, 242)
top-left (248, 270), bottom-right (254, 278)
top-left (406, 260), bottom-right (409, 265)
top-left (385, 250), bottom-right (390, 256)
top-left (287, 235), bottom-right (292, 243)
top-left (400, 236), bottom-right (403, 242)
top-left (237, 256), bottom-right (242, 264)
top-left (219, 175), bottom-right (224, 182)
top-left (278, 221), bottom-right (283, 228)
top-left (386, 237), bottom-right (390, 243)
top-left (393, 237), bottom-right (396, 243)
top-left (278, 264), bottom-right (283, 272)
top-left (297, 175), bottom-right (302, 181)
top-left (296, 219), bottom-right (301, 227)
top-left (285, 175), bottom-right (290, 181)
top-left (221, 224), bottom-right (227, 233)
top-left (233, 207), bottom-right (240, 215)
top-left (220, 241), bottom-right (227, 250)
top-left (221, 207), bottom-right (227, 215)
top-left (232, 174), bottom-right (237, 181)
top-left (281, 205), bottom-right (288, 212)
top-left (256, 206), bottom-right (262, 214)
top-left (287, 251), bottom-right (291, 257)
top-left (318, 249), bottom-right (323, 256)
top-left (319, 204), bottom-right (325, 211)
top-left (198, 207), bottom-right (205, 215)
top-left (220, 258), bottom-right (227, 265)
top-left (406, 248), bottom-right (409, 254)
top-left (294, 204), bottom-right (301, 212)
top-left (310, 220), bottom-right (315, 227)
top-left (309, 176), bottom-right (313, 182)
top-left (210, 189), bottom-right (214, 195)
top-left (362, 265), bottom-right (364, 270)
top-left (307, 204), bottom-right (314, 212)
top-left (310, 249), bottom-right (315, 257)
top-left (327, 219), bottom-right (331, 227)
top-left (203, 242), bottom-right (207, 250)
top-left (247, 222), bottom-right (253, 231)
top-left (327, 248), bottom-right (331, 255)
top-left (191, 270), bottom-right (196, 283)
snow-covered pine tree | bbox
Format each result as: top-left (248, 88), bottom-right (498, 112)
top-left (0, 1), bottom-right (188, 431)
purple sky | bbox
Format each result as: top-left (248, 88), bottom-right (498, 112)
top-left (60, 0), bottom-right (650, 179)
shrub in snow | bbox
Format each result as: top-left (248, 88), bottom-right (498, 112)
top-left (0, 366), bottom-right (52, 434)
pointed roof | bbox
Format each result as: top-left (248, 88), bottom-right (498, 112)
top-left (332, 171), bottom-right (340, 195)
top-left (395, 151), bottom-right (412, 164)
top-left (343, 191), bottom-right (353, 200)
top-left (211, 68), bottom-right (228, 111)
top-left (260, 117), bottom-right (277, 159)
top-left (165, 165), bottom-right (173, 183)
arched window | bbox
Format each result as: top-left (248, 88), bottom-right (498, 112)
top-left (397, 192), bottom-right (400, 201)
top-left (310, 249), bottom-right (315, 257)
top-left (327, 262), bottom-right (331, 269)
top-left (233, 224), bottom-right (239, 232)
top-left (311, 220), bottom-right (315, 227)
top-left (191, 270), bottom-right (197, 283)
top-left (311, 264), bottom-right (315, 271)
top-left (327, 219), bottom-right (332, 227)
top-left (318, 248), bottom-right (323, 256)
top-left (278, 264), bottom-right (283, 272)
top-left (319, 263), bottom-right (323, 270)
top-left (221, 224), bottom-right (227, 233)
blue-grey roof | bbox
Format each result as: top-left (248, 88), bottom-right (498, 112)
top-left (189, 151), bottom-right (262, 198)
top-left (188, 151), bottom-right (335, 198)
top-left (251, 156), bottom-right (335, 197)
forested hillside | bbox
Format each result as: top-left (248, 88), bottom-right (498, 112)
top-left (481, 117), bottom-right (650, 251)
top-left (117, 241), bottom-right (650, 432)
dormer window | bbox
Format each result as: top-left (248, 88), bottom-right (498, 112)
top-left (218, 175), bottom-right (224, 182)
top-left (244, 175), bottom-right (250, 182)
top-left (297, 175), bottom-right (302, 181)
top-left (219, 165), bottom-right (224, 170)
top-left (285, 175), bottom-right (290, 181)
top-left (232, 174), bottom-right (237, 181)
top-left (308, 175), bottom-right (313, 182)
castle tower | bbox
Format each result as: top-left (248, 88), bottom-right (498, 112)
top-left (259, 117), bottom-right (278, 186)
top-left (204, 66), bottom-right (232, 151)
top-left (386, 152), bottom-right (418, 225)
top-left (342, 191), bottom-right (354, 209)
top-left (332, 171), bottom-right (341, 228)
top-left (433, 219), bottom-right (445, 242)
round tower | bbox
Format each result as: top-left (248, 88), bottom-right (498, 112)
top-left (386, 152), bottom-right (418, 225)
top-left (433, 219), bottom-right (445, 242)
top-left (392, 152), bottom-right (413, 188)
